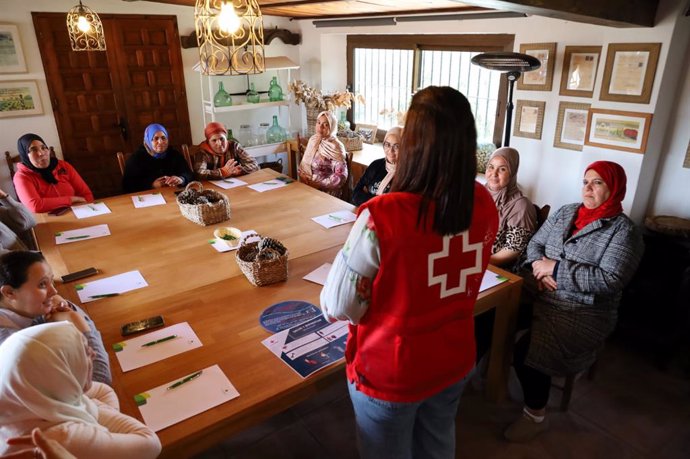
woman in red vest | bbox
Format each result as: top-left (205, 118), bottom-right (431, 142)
top-left (321, 86), bottom-right (499, 459)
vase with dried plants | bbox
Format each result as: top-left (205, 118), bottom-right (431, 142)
top-left (289, 80), bottom-right (365, 136)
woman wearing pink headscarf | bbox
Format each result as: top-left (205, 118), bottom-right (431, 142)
top-left (298, 111), bottom-right (348, 198)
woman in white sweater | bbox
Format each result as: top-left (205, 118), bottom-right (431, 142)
top-left (0, 322), bottom-right (161, 459)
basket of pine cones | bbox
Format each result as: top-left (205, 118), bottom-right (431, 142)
top-left (176, 181), bottom-right (231, 226)
top-left (235, 233), bottom-right (289, 286)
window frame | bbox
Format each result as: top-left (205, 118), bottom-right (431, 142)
top-left (346, 34), bottom-right (515, 146)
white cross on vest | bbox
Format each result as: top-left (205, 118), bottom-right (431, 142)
top-left (427, 230), bottom-right (483, 299)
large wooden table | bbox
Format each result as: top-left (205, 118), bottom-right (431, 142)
top-left (35, 170), bottom-right (521, 458)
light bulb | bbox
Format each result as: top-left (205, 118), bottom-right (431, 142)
top-left (77, 15), bottom-right (91, 33)
top-left (218, 2), bottom-right (241, 33)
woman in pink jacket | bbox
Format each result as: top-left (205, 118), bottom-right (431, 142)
top-left (13, 134), bottom-right (93, 213)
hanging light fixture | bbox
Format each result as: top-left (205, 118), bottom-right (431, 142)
top-left (66, 0), bottom-right (106, 51)
top-left (195, 0), bottom-right (265, 75)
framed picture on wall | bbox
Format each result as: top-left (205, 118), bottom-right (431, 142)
top-left (517, 43), bottom-right (557, 91)
top-left (585, 108), bottom-right (652, 154)
top-left (355, 123), bottom-right (377, 144)
top-left (554, 101), bottom-right (591, 151)
top-left (0, 80), bottom-right (43, 118)
top-left (600, 43), bottom-right (661, 104)
top-left (513, 100), bottom-right (546, 140)
top-left (559, 46), bottom-right (602, 98)
top-left (0, 24), bottom-right (28, 73)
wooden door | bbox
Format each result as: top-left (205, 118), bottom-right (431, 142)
top-left (32, 13), bottom-right (192, 198)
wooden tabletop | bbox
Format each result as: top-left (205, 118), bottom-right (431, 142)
top-left (34, 172), bottom-right (521, 458)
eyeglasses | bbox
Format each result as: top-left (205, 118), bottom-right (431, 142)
top-left (28, 145), bottom-right (50, 154)
top-left (383, 141), bottom-right (400, 152)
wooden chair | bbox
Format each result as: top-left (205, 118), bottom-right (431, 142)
top-left (116, 151), bottom-right (127, 176)
top-left (534, 204), bottom-right (551, 229)
top-left (554, 357), bottom-right (599, 411)
top-left (5, 147), bottom-right (57, 180)
top-left (180, 144), bottom-right (194, 171)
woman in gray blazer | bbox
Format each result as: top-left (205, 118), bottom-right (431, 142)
top-left (505, 160), bottom-right (644, 442)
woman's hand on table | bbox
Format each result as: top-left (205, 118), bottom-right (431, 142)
top-left (70, 196), bottom-right (86, 205)
top-left (163, 176), bottom-right (184, 187)
top-left (152, 176), bottom-right (168, 188)
top-left (222, 159), bottom-right (242, 177)
top-left (532, 256), bottom-right (557, 280)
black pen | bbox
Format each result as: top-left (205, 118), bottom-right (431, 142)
top-left (166, 370), bottom-right (203, 391)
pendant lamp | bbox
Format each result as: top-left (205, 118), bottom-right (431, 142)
top-left (66, 0), bottom-right (106, 51)
top-left (195, 0), bottom-right (265, 75)
top-left (471, 52), bottom-right (540, 146)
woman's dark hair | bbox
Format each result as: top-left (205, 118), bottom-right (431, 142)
top-left (392, 86), bottom-right (477, 235)
top-left (0, 251), bottom-right (46, 289)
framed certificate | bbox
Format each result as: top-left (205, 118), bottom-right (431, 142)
top-left (600, 43), bottom-right (661, 104)
top-left (513, 100), bottom-right (546, 140)
top-left (585, 108), bottom-right (652, 154)
top-left (517, 43), bottom-right (556, 91)
top-left (559, 46), bottom-right (602, 98)
top-left (554, 102), bottom-right (591, 151)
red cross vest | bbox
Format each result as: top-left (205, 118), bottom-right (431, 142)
top-left (349, 183), bottom-right (498, 402)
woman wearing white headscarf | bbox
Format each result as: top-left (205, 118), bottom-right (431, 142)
top-left (0, 322), bottom-right (161, 459)
top-left (298, 111), bottom-right (348, 198)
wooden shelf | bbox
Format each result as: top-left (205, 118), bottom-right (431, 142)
top-left (204, 100), bottom-right (289, 114)
top-left (245, 142), bottom-right (287, 158)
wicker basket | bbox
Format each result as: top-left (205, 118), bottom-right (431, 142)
top-left (176, 181), bottom-right (231, 226)
top-left (235, 234), bottom-right (289, 286)
top-left (337, 134), bottom-right (363, 151)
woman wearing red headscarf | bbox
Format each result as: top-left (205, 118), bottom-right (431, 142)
top-left (194, 122), bottom-right (259, 180)
top-left (504, 161), bottom-right (644, 442)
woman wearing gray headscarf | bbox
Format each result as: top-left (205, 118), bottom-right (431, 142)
top-left (298, 111), bottom-right (348, 198)
top-left (485, 147), bottom-right (537, 269)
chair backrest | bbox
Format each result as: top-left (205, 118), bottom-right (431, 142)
top-left (6, 147), bottom-right (57, 180)
top-left (341, 151), bottom-right (354, 203)
top-left (180, 144), bottom-right (194, 171)
top-left (535, 204), bottom-right (551, 229)
top-left (116, 151), bottom-right (127, 176)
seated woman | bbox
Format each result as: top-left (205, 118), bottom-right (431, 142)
top-left (298, 111), bottom-right (348, 198)
top-left (351, 127), bottom-right (402, 206)
top-left (122, 123), bottom-right (194, 193)
top-left (0, 322), bottom-right (161, 458)
top-left (485, 147), bottom-right (537, 270)
top-left (194, 122), bottom-right (259, 180)
top-left (0, 187), bottom-right (36, 255)
top-left (0, 251), bottom-right (111, 385)
top-left (504, 161), bottom-right (644, 442)
top-left (14, 134), bottom-right (93, 213)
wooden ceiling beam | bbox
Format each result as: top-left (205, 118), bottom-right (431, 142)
top-left (457, 0), bottom-right (659, 27)
top-left (267, 6), bottom-right (489, 20)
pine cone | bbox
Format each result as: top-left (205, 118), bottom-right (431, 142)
top-left (258, 237), bottom-right (286, 255)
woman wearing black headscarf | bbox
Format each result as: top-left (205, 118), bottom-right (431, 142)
top-left (14, 134), bottom-right (93, 213)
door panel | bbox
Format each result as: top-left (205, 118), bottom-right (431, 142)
top-left (32, 13), bottom-right (191, 198)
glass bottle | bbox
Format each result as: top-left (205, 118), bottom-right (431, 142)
top-left (338, 111), bottom-right (351, 132)
top-left (213, 81), bottom-right (232, 107)
top-left (257, 123), bottom-right (269, 145)
top-left (266, 115), bottom-right (286, 143)
top-left (246, 82), bottom-right (260, 104)
top-left (268, 76), bottom-right (283, 102)
top-left (238, 124), bottom-right (252, 146)
top-left (227, 128), bottom-right (236, 142)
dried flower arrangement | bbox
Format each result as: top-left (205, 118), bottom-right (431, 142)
top-left (289, 80), bottom-right (365, 111)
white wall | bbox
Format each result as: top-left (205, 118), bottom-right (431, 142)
top-left (294, 0), bottom-right (690, 221)
top-left (0, 0), bottom-right (300, 192)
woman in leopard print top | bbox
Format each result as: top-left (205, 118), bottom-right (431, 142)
top-left (485, 147), bottom-right (537, 270)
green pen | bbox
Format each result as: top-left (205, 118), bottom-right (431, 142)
top-left (137, 196), bottom-right (144, 202)
top-left (88, 204), bottom-right (98, 211)
top-left (66, 235), bottom-right (89, 240)
top-left (328, 214), bottom-right (343, 222)
top-left (223, 179), bottom-right (235, 183)
top-left (141, 335), bottom-right (178, 347)
top-left (88, 293), bottom-right (120, 299)
top-left (264, 181), bottom-right (278, 185)
top-left (166, 370), bottom-right (203, 391)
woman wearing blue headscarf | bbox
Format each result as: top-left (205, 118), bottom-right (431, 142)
top-left (122, 124), bottom-right (193, 193)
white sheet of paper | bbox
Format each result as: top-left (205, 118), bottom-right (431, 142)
top-left (55, 224), bottom-right (111, 245)
top-left (71, 202), bottom-right (111, 219)
top-left (132, 193), bottom-right (167, 208)
top-left (209, 230), bottom-right (258, 252)
top-left (248, 180), bottom-right (289, 193)
top-left (209, 178), bottom-right (248, 189)
top-left (76, 270), bottom-right (148, 303)
top-left (303, 263), bottom-right (332, 285)
top-left (136, 364), bottom-right (239, 432)
top-left (479, 269), bottom-right (509, 293)
top-left (311, 211), bottom-right (357, 229)
top-left (113, 322), bottom-right (203, 372)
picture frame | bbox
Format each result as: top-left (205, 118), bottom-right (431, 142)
top-left (585, 108), bottom-right (652, 154)
top-left (683, 138), bottom-right (690, 169)
top-left (559, 46), bottom-right (602, 98)
top-left (517, 43), bottom-right (556, 91)
top-left (0, 24), bottom-right (27, 73)
top-left (600, 43), bottom-right (661, 104)
top-left (513, 100), bottom-right (546, 140)
top-left (355, 123), bottom-right (377, 144)
top-left (0, 80), bottom-right (43, 118)
top-left (554, 101), bottom-right (591, 151)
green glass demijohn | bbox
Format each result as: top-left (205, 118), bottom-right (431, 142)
top-left (338, 111), bottom-right (351, 132)
top-left (246, 83), bottom-right (260, 104)
top-left (266, 115), bottom-right (286, 143)
top-left (213, 81), bottom-right (232, 107)
top-left (267, 76), bottom-right (283, 102)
